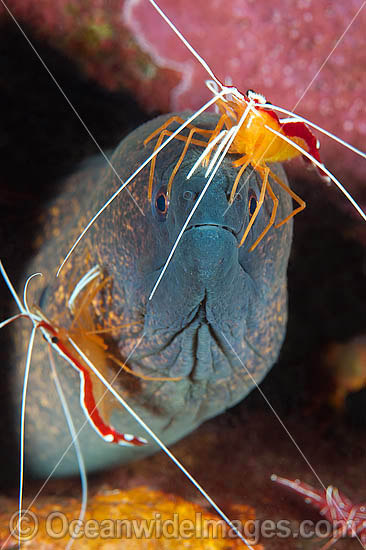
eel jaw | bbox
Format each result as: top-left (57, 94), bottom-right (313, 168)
top-left (186, 223), bottom-right (238, 239)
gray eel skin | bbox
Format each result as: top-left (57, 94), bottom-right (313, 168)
top-left (11, 112), bottom-right (293, 477)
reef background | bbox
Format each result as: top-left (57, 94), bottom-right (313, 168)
top-left (1, 0), bottom-right (366, 194)
top-left (0, 5), bottom-right (366, 550)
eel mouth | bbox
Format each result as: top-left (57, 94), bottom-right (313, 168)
top-left (186, 223), bottom-right (238, 239)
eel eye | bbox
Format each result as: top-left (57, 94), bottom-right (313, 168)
top-left (248, 190), bottom-right (258, 218)
top-left (153, 185), bottom-right (169, 220)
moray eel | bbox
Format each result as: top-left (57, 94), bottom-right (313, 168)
top-left (12, 113), bottom-right (293, 477)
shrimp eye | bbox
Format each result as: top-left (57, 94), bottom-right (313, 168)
top-left (248, 190), bottom-right (258, 218)
top-left (246, 90), bottom-right (267, 104)
top-left (153, 185), bottom-right (169, 220)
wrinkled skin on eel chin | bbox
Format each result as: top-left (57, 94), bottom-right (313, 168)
top-left (11, 113), bottom-right (293, 477)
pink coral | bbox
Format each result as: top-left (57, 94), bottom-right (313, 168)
top-left (123, 0), bottom-right (366, 207)
top-left (2, 0), bottom-right (366, 212)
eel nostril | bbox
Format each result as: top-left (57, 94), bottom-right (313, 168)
top-left (183, 190), bottom-right (194, 201)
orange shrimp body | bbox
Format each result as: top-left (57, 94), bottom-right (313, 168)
top-left (145, 88), bottom-right (311, 250)
top-left (218, 95), bottom-right (308, 164)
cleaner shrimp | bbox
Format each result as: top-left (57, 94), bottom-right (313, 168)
top-left (56, 0), bottom-right (366, 297)
top-left (0, 260), bottom-right (258, 549)
top-left (0, 1), bottom-right (366, 549)
top-left (272, 474), bottom-right (366, 549)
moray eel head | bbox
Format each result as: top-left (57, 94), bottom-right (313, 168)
top-left (11, 113), bottom-right (293, 476)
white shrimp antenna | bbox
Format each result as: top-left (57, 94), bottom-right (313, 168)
top-left (147, 0), bottom-right (366, 218)
top-left (186, 130), bottom-right (228, 179)
top-left (264, 103), bottom-right (366, 161)
top-left (147, 0), bottom-right (223, 90)
top-left (0, 265), bottom-right (41, 550)
top-left (264, 125), bottom-right (366, 222)
top-left (56, 0), bottom-right (247, 277)
top-left (16, 324), bottom-right (37, 550)
top-left (48, 347), bottom-right (87, 550)
top-left (0, 262), bottom-right (85, 550)
top-left (148, 0), bottom-right (366, 165)
top-left (0, 258), bottom-right (254, 548)
top-left (148, 99), bottom-right (254, 301)
top-left (67, 336), bottom-right (256, 549)
top-left (221, 331), bottom-right (358, 542)
top-left (68, 265), bottom-right (101, 313)
top-left (56, 88), bottom-right (234, 277)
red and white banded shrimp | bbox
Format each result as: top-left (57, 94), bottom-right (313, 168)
top-left (1, 259), bottom-right (258, 548)
top-left (272, 474), bottom-right (366, 549)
